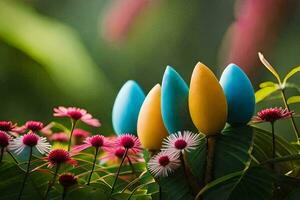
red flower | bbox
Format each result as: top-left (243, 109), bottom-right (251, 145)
top-left (25, 121), bottom-right (44, 132)
top-left (72, 135), bottom-right (109, 152)
top-left (0, 131), bottom-right (11, 148)
top-left (47, 149), bottom-right (77, 167)
top-left (59, 173), bottom-right (77, 188)
top-left (252, 107), bottom-right (294, 123)
top-left (0, 121), bottom-right (16, 132)
top-left (53, 106), bottom-right (101, 127)
top-left (101, 147), bottom-right (143, 164)
top-left (115, 134), bottom-right (142, 154)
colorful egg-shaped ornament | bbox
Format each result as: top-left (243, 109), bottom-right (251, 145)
top-left (219, 63), bottom-right (255, 125)
top-left (161, 66), bottom-right (195, 134)
top-left (189, 62), bottom-right (227, 135)
top-left (137, 84), bottom-right (169, 150)
top-left (112, 80), bottom-right (145, 136)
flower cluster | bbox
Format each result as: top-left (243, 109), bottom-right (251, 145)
top-left (148, 131), bottom-right (201, 178)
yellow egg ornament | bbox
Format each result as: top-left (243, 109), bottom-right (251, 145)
top-left (137, 84), bottom-right (169, 150)
top-left (189, 62), bottom-right (228, 135)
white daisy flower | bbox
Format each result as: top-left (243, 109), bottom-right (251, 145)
top-left (148, 151), bottom-right (181, 178)
top-left (9, 133), bottom-right (51, 155)
top-left (162, 131), bottom-right (201, 156)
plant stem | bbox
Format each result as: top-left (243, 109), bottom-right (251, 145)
top-left (18, 147), bottom-right (33, 200)
top-left (44, 164), bottom-right (60, 200)
top-left (62, 187), bottom-right (67, 200)
top-left (67, 120), bottom-right (77, 151)
top-left (87, 147), bottom-right (99, 185)
top-left (7, 150), bottom-right (19, 164)
top-left (127, 156), bottom-right (136, 176)
top-left (271, 122), bottom-right (275, 171)
top-left (204, 136), bottom-right (216, 184)
top-left (109, 148), bottom-right (128, 197)
top-left (180, 152), bottom-right (198, 194)
top-left (281, 89), bottom-right (300, 143)
top-left (0, 147), bottom-right (3, 163)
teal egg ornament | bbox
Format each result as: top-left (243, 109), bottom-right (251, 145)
top-left (219, 63), bottom-right (255, 125)
top-left (112, 80), bottom-right (145, 135)
top-left (161, 66), bottom-right (195, 134)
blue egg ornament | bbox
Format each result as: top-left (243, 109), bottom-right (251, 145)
top-left (161, 66), bottom-right (195, 134)
top-left (219, 63), bottom-right (255, 125)
top-left (112, 80), bottom-right (145, 135)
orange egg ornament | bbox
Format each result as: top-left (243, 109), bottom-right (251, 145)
top-left (137, 84), bottom-right (169, 150)
top-left (189, 62), bottom-right (227, 135)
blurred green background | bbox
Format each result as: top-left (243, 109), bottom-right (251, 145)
top-left (0, 0), bottom-right (299, 140)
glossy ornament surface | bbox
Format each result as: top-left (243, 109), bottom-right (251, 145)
top-left (220, 63), bottom-right (255, 125)
top-left (137, 84), bottom-right (169, 150)
top-left (189, 62), bottom-right (227, 135)
top-left (161, 66), bottom-right (195, 134)
top-left (112, 80), bottom-right (145, 135)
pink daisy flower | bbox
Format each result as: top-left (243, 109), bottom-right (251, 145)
top-left (101, 147), bottom-right (143, 164)
top-left (9, 133), bottom-right (51, 155)
top-left (0, 131), bottom-right (11, 148)
top-left (25, 121), bottom-right (44, 132)
top-left (115, 134), bottom-right (142, 154)
top-left (162, 131), bottom-right (201, 157)
top-left (53, 106), bottom-right (101, 127)
top-left (0, 121), bottom-right (17, 132)
top-left (148, 151), bottom-right (181, 178)
top-left (73, 128), bottom-right (90, 139)
top-left (50, 132), bottom-right (69, 143)
top-left (59, 173), bottom-right (77, 188)
top-left (46, 149), bottom-right (77, 168)
top-left (252, 107), bottom-right (294, 123)
top-left (72, 135), bottom-right (109, 152)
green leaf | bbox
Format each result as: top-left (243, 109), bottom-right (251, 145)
top-left (0, 0), bottom-right (112, 98)
top-left (287, 96), bottom-right (300, 105)
top-left (252, 127), bottom-right (300, 175)
top-left (258, 52), bottom-right (281, 84)
top-left (201, 167), bottom-right (274, 200)
top-left (259, 81), bottom-right (276, 88)
top-left (255, 86), bottom-right (278, 103)
top-left (283, 66), bottom-right (300, 84)
top-left (65, 183), bottom-right (110, 200)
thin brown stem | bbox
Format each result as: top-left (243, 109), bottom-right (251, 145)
top-left (204, 136), bottom-right (216, 184)
top-left (281, 89), bottom-right (299, 143)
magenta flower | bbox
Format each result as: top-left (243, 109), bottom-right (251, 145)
top-left (148, 151), bottom-right (181, 178)
top-left (0, 121), bottom-right (17, 132)
top-left (101, 147), bottom-right (143, 164)
top-left (25, 121), bottom-right (44, 132)
top-left (46, 149), bottom-right (77, 168)
top-left (73, 128), bottom-right (90, 139)
top-left (59, 173), bottom-right (77, 188)
top-left (162, 131), bottom-right (201, 157)
top-left (50, 133), bottom-right (69, 143)
top-left (0, 131), bottom-right (11, 148)
top-left (9, 133), bottom-right (51, 155)
top-left (53, 106), bottom-right (101, 127)
top-left (115, 134), bottom-right (142, 154)
top-left (73, 135), bottom-right (109, 152)
top-left (252, 107), bottom-right (294, 123)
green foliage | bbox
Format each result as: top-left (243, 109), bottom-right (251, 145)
top-left (287, 96), bottom-right (300, 105)
top-left (0, 0), bottom-right (112, 99)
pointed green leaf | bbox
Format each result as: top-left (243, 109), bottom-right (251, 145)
top-left (255, 86), bottom-right (278, 103)
top-left (283, 66), bottom-right (300, 84)
top-left (287, 96), bottom-right (300, 105)
top-left (259, 81), bottom-right (276, 88)
top-left (258, 52), bottom-right (281, 84)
